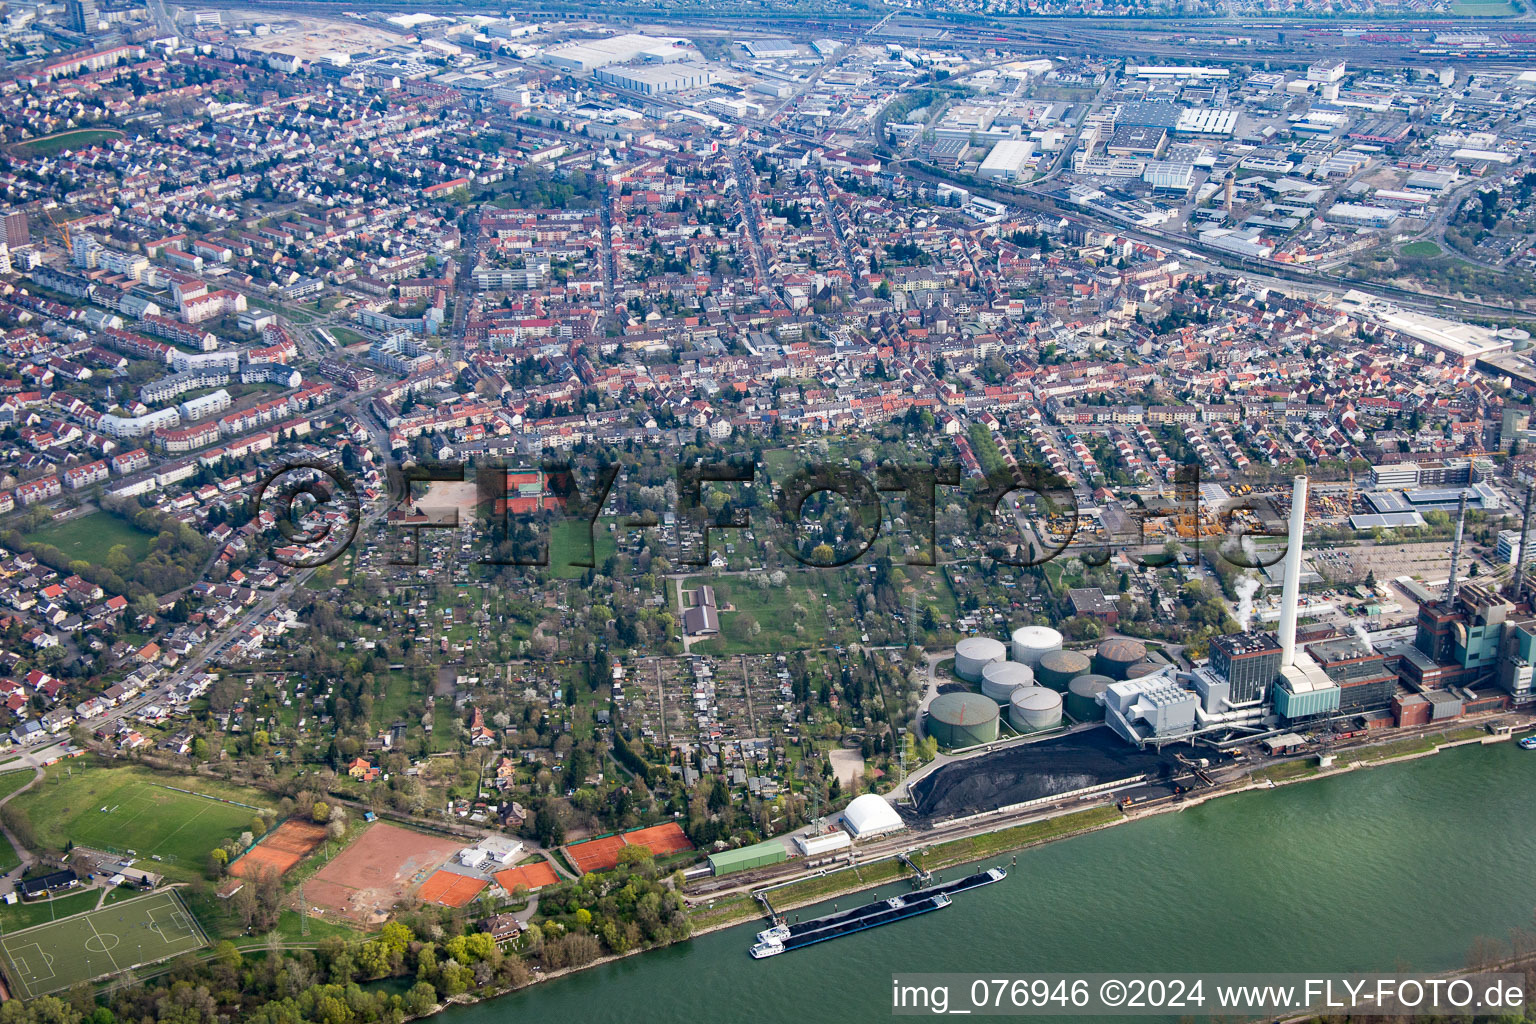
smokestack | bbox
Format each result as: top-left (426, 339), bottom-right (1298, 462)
top-left (1224, 174), bottom-right (1234, 214)
top-left (1513, 486), bottom-right (1532, 603)
top-left (1445, 490), bottom-right (1468, 604)
top-left (1278, 475), bottom-right (1308, 669)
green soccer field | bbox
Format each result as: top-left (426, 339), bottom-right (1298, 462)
top-left (0, 890), bottom-right (207, 998)
top-left (12, 764), bottom-right (269, 877)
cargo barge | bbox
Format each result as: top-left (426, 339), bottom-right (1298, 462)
top-left (749, 866), bottom-right (1005, 958)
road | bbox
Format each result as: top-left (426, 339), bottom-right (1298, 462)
top-left (91, 494), bottom-right (394, 736)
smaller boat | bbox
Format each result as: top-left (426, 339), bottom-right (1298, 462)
top-left (1519, 736), bottom-right (1536, 750)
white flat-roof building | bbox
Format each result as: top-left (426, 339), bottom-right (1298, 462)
top-left (1131, 66), bottom-right (1229, 79)
top-left (1370, 307), bottom-right (1513, 366)
top-left (594, 62), bottom-right (716, 95)
top-left (1308, 58), bottom-right (1347, 83)
top-left (542, 34), bottom-right (688, 73)
top-left (1175, 108), bottom-right (1238, 136)
top-left (977, 139), bottom-right (1035, 181)
top-left (1144, 161), bottom-right (1195, 190)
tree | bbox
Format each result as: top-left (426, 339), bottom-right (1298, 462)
top-left (405, 982), bottom-right (438, 1015)
top-left (311, 801), bottom-right (330, 823)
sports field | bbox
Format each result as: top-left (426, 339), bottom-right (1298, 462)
top-left (0, 890), bottom-right (206, 998)
top-left (567, 822), bottom-right (693, 873)
top-left (416, 870), bottom-right (488, 907)
top-left (305, 823), bottom-right (460, 924)
top-left (13, 764), bottom-right (268, 876)
top-left (493, 860), bottom-right (559, 893)
top-left (231, 819), bottom-right (325, 878)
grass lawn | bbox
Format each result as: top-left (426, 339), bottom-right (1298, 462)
top-left (23, 511), bottom-right (154, 566)
top-left (0, 770), bottom-right (34, 874)
top-left (328, 327), bottom-right (367, 346)
top-left (183, 884), bottom-right (366, 945)
top-left (549, 517), bottom-right (619, 579)
top-left (1451, 0), bottom-right (1516, 13)
top-left (1358, 735), bottom-right (1441, 762)
top-left (11, 760), bottom-right (272, 880)
top-left (1252, 759), bottom-right (1320, 784)
top-left (15, 128), bottom-right (124, 156)
top-left (911, 806), bottom-right (1123, 868)
top-left (684, 572), bottom-right (861, 656)
top-left (1400, 240), bottom-right (1443, 258)
top-left (766, 857), bottom-right (908, 909)
top-left (688, 893), bottom-right (753, 931)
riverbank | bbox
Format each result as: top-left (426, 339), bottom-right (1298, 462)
top-left (687, 719), bottom-right (1525, 938)
top-left (407, 717), bottom-right (1532, 1024)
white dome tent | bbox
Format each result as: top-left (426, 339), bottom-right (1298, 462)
top-left (840, 793), bottom-right (906, 839)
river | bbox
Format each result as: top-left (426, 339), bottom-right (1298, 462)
top-left (440, 742), bottom-right (1536, 1023)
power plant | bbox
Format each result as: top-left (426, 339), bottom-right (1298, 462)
top-left (933, 475), bottom-right (1530, 754)
top-left (1098, 474), bottom-right (1530, 749)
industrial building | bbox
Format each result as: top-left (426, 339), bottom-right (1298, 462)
top-left (594, 62), bottom-right (716, 95)
top-left (740, 38), bottom-right (797, 57)
top-left (707, 839), bottom-right (787, 876)
top-left (1325, 203), bottom-right (1400, 229)
top-left (541, 34), bottom-right (690, 73)
top-left (1095, 473), bottom-right (1526, 752)
top-left (977, 139), bottom-right (1036, 181)
top-left (840, 794), bottom-right (905, 838)
top-left (1105, 125), bottom-right (1168, 158)
top-left (1208, 632), bottom-right (1282, 704)
top-left (1144, 161), bottom-right (1195, 191)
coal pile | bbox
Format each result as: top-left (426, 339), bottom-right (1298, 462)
top-left (906, 729), bottom-right (1180, 822)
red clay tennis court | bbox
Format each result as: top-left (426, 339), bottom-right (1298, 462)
top-left (624, 823), bottom-right (693, 856)
top-left (493, 861), bottom-right (559, 892)
top-left (566, 823), bottom-right (693, 873)
top-left (231, 820), bottom-right (327, 878)
top-left (416, 870), bottom-right (489, 907)
top-left (567, 834), bottom-right (626, 873)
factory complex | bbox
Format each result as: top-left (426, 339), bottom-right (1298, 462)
top-left (930, 475), bottom-right (1532, 754)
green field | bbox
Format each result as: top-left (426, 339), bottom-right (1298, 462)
top-left (0, 771), bottom-right (35, 875)
top-left (1451, 0), bottom-right (1517, 13)
top-left (0, 890), bottom-right (207, 998)
top-left (12, 762), bottom-right (270, 878)
top-left (683, 572), bottom-right (861, 656)
top-left (23, 511), bottom-right (154, 566)
top-left (549, 517), bottom-right (619, 579)
top-left (15, 128), bottom-right (125, 157)
top-left (1400, 240), bottom-right (1444, 258)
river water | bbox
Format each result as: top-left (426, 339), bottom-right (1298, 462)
top-left (441, 742), bottom-right (1536, 1023)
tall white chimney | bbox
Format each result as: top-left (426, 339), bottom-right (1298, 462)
top-left (1278, 475), bottom-right (1308, 669)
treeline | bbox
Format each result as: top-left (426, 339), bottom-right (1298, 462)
top-left (0, 857), bottom-right (691, 1024)
top-left (3, 502), bottom-right (211, 601)
top-left (612, 727), bottom-right (656, 786)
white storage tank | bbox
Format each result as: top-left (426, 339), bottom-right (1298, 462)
top-left (954, 637), bottom-right (1007, 682)
top-left (1011, 625), bottom-right (1064, 668)
top-left (1009, 686), bottom-right (1064, 732)
top-left (980, 661), bottom-right (1035, 703)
